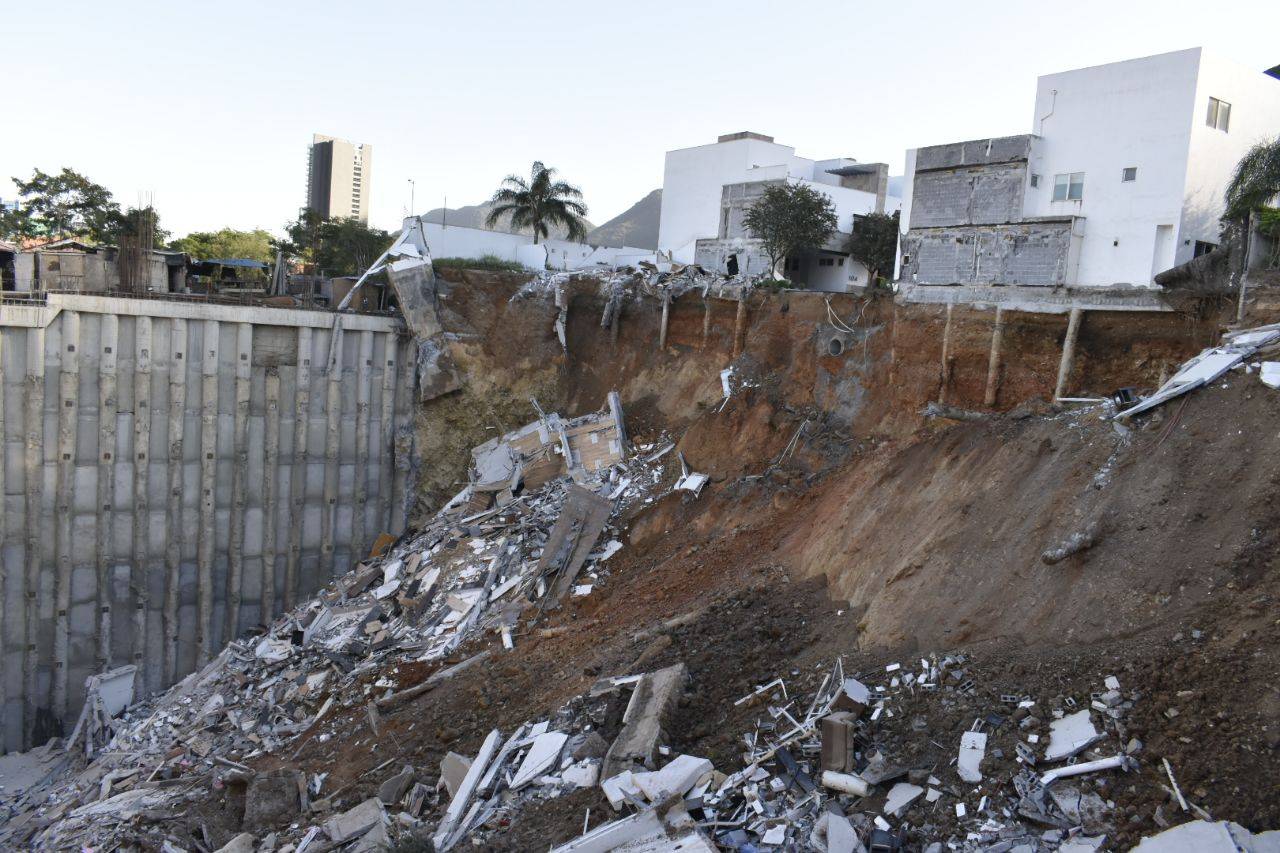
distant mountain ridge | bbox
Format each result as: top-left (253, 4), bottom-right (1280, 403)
top-left (420, 202), bottom-right (594, 241)
top-left (585, 189), bottom-right (661, 249)
top-left (421, 188), bottom-right (662, 249)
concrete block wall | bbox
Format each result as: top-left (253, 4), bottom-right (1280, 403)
top-left (909, 162), bottom-right (1030, 228)
top-left (902, 222), bottom-right (1075, 286)
top-left (0, 294), bottom-right (414, 751)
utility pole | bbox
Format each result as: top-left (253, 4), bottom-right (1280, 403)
top-left (407, 179), bottom-right (415, 216)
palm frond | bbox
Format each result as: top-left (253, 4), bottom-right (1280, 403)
top-left (1225, 136), bottom-right (1280, 222)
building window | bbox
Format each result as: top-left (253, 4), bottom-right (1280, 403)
top-left (1122, 167), bottom-right (1137, 182)
top-left (1207, 97), bottom-right (1231, 132)
top-left (1030, 174), bottom-right (1040, 188)
top-left (1194, 240), bottom-right (1218, 257)
top-left (1052, 172), bottom-right (1085, 202)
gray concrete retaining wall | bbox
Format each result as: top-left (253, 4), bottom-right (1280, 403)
top-left (0, 294), bottom-right (414, 751)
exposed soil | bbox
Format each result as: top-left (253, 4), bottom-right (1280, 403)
top-left (142, 278), bottom-right (1280, 850)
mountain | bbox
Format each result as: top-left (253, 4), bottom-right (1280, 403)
top-left (421, 202), bottom-right (595, 241)
top-left (585, 189), bottom-right (661, 249)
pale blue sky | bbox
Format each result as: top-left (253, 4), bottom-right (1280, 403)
top-left (3, 0), bottom-right (1278, 239)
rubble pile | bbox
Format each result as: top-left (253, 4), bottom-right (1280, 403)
top-left (0, 396), bottom-right (706, 852)
top-left (554, 654), bottom-right (1146, 852)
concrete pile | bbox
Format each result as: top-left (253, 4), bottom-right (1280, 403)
top-left (0, 396), bottom-right (689, 852)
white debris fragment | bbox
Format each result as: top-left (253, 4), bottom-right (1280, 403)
top-left (884, 782), bottom-right (924, 817)
top-left (1045, 710), bottom-right (1102, 761)
top-left (957, 731), bottom-right (987, 783)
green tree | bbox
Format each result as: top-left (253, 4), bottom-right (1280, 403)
top-left (1224, 137), bottom-right (1280, 320)
top-left (1225, 136), bottom-right (1280, 224)
top-left (742, 182), bottom-right (838, 278)
top-left (278, 211), bottom-right (389, 276)
top-left (4, 168), bottom-right (122, 243)
top-left (484, 161), bottom-right (589, 244)
top-left (171, 228), bottom-right (275, 263)
top-left (846, 210), bottom-right (900, 286)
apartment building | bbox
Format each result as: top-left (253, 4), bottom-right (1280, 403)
top-left (306, 134), bottom-right (373, 222)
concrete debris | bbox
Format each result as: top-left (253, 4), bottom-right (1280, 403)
top-left (1044, 709), bottom-right (1102, 761)
top-left (1260, 361), bottom-right (1280, 389)
top-left (1116, 324), bottom-right (1280, 418)
top-left (674, 451), bottom-right (710, 497)
top-left (601, 663), bottom-right (689, 782)
top-left (467, 393), bottom-right (627, 496)
top-left (325, 797), bottom-right (389, 844)
top-left (1132, 819), bottom-right (1280, 852)
top-left (0, 392), bottom-right (684, 852)
top-left (957, 729), bottom-right (987, 782)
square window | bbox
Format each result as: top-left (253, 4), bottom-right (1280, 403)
top-left (1053, 173), bottom-right (1085, 201)
top-left (1030, 174), bottom-right (1040, 188)
top-left (1122, 167), bottom-right (1137, 182)
top-left (1207, 97), bottom-right (1231, 132)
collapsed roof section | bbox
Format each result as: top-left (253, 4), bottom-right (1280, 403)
top-left (464, 392), bottom-right (628, 505)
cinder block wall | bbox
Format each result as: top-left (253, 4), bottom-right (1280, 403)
top-left (0, 295), bottom-right (415, 751)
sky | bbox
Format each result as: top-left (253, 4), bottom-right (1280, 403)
top-left (3, 0), bottom-right (1279, 240)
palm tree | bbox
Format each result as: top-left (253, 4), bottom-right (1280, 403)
top-left (1225, 137), bottom-right (1280, 321)
top-left (484, 161), bottom-right (589, 244)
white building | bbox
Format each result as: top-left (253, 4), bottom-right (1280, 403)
top-left (899, 49), bottom-right (1280, 289)
top-left (659, 132), bottom-right (900, 291)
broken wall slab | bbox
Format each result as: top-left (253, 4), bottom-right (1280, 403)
top-left (601, 663), bottom-right (688, 782)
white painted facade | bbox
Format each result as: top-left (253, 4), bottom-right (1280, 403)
top-left (906, 48), bottom-right (1280, 287)
top-left (422, 222), bottom-right (656, 272)
top-left (658, 133), bottom-right (901, 265)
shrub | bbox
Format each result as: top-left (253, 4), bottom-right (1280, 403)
top-left (432, 254), bottom-right (528, 273)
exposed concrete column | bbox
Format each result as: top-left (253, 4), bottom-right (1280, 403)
top-left (938, 304), bottom-right (954, 405)
top-left (196, 320), bottom-right (219, 666)
top-left (224, 323), bottom-right (252, 643)
top-left (984, 307), bottom-right (1006, 408)
top-left (95, 316), bottom-right (119, 673)
top-left (261, 367), bottom-right (281, 622)
top-left (131, 317), bottom-right (153, 691)
top-left (22, 327), bottom-right (45, 748)
top-left (0, 330), bottom-right (5, 726)
top-left (732, 292), bottom-right (748, 358)
top-left (1054, 308), bottom-right (1084, 401)
top-left (659, 292), bottom-right (671, 350)
top-left (391, 337), bottom-right (412, 535)
top-left (162, 318), bottom-right (186, 685)
top-left (378, 332), bottom-right (397, 536)
top-left (53, 310), bottom-right (81, 723)
top-left (352, 330), bottom-right (373, 561)
top-left (286, 327), bottom-right (312, 610)
top-left (320, 324), bottom-right (343, 579)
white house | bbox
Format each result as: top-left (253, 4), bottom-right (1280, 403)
top-left (658, 132), bottom-right (900, 290)
top-left (899, 48), bottom-right (1280, 289)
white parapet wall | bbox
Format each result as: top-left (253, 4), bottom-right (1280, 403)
top-left (0, 293), bottom-right (416, 751)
